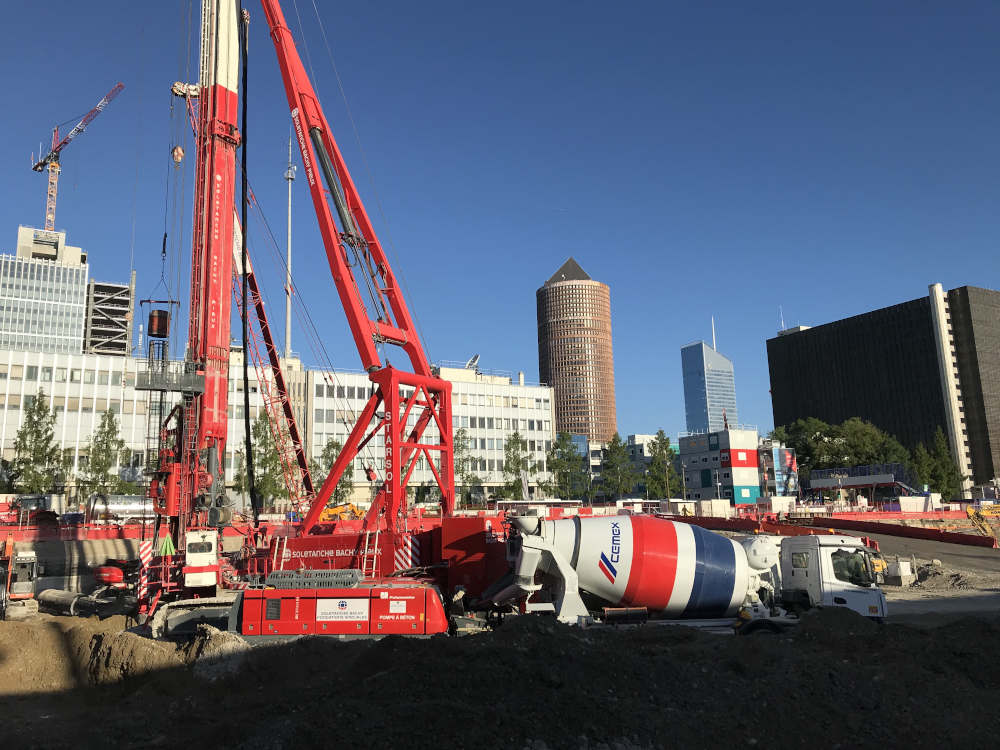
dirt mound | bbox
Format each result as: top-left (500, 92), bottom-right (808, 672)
top-left (0, 613), bottom-right (136, 694)
top-left (84, 629), bottom-right (183, 685)
top-left (181, 623), bottom-right (251, 680)
top-left (792, 604), bottom-right (881, 643)
top-left (916, 564), bottom-right (979, 590)
top-left (4, 610), bottom-right (1000, 749)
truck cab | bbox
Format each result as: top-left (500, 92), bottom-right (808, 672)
top-left (779, 535), bottom-right (887, 619)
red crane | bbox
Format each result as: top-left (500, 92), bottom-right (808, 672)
top-left (261, 0), bottom-right (454, 548)
top-left (32, 82), bottom-right (124, 231)
top-left (146, 0), bottom-right (453, 600)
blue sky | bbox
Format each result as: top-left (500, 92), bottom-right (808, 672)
top-left (2, 1), bottom-right (998, 439)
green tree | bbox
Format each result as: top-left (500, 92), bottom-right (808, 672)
top-left (309, 437), bottom-right (354, 505)
top-left (13, 389), bottom-right (66, 493)
top-left (928, 427), bottom-right (965, 500)
top-left (645, 430), bottom-right (680, 498)
top-left (78, 410), bottom-right (128, 499)
top-left (502, 431), bottom-right (532, 499)
top-left (910, 442), bottom-right (933, 490)
top-left (773, 417), bottom-right (910, 477)
top-left (601, 432), bottom-right (637, 500)
top-left (545, 432), bottom-right (589, 499)
top-left (234, 411), bottom-right (287, 510)
top-left (452, 428), bottom-right (481, 505)
top-left (836, 417), bottom-right (910, 467)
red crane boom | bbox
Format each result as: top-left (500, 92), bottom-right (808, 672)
top-left (260, 0), bottom-right (454, 541)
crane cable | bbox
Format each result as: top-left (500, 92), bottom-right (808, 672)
top-left (241, 189), bottom-right (383, 475)
top-left (239, 5), bottom-right (260, 524)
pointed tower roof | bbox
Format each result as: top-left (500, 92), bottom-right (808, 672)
top-left (545, 257), bottom-right (592, 285)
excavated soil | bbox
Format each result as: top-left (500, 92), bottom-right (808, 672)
top-left (2, 607), bottom-right (999, 749)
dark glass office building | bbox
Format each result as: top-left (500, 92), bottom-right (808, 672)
top-left (766, 284), bottom-right (1000, 491)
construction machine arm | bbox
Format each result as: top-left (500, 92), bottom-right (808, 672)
top-left (260, 0), bottom-right (454, 533)
top-left (32, 83), bottom-right (125, 170)
top-left (259, 1), bottom-right (429, 377)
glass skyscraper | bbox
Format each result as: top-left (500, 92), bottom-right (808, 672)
top-left (681, 341), bottom-right (738, 433)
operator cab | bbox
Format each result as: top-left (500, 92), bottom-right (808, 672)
top-left (182, 530), bottom-right (219, 588)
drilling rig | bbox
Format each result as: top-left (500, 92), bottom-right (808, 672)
top-left (139, 0), bottom-right (454, 628)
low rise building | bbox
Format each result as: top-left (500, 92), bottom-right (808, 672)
top-left (0, 346), bottom-right (553, 507)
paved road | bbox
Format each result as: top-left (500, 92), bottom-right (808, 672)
top-left (886, 593), bottom-right (1000, 626)
top-left (864, 533), bottom-right (1000, 573)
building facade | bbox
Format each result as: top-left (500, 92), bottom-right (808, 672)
top-left (0, 227), bottom-right (89, 354)
top-left (681, 341), bottom-right (738, 434)
top-left (0, 346), bottom-right (553, 507)
top-left (536, 257), bottom-right (616, 442)
top-left (679, 429), bottom-right (761, 503)
top-left (767, 283), bottom-right (1000, 491)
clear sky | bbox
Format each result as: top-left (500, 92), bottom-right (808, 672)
top-left (2, 1), bottom-right (998, 440)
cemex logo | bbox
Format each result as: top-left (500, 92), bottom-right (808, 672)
top-left (598, 522), bottom-right (622, 584)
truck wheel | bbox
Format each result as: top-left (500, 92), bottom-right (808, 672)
top-left (738, 620), bottom-right (782, 637)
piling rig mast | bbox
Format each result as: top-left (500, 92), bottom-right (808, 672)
top-left (147, 0), bottom-right (241, 551)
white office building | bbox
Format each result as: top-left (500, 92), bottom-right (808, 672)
top-left (0, 346), bottom-right (554, 506)
top-left (0, 227), bottom-right (89, 355)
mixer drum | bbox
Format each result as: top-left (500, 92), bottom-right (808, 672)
top-left (543, 515), bottom-right (750, 618)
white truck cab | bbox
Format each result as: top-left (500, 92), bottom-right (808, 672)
top-left (779, 535), bottom-right (887, 619)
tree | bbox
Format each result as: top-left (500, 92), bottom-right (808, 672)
top-left (601, 433), bottom-right (637, 500)
top-left (231, 449), bottom-right (248, 505)
top-left (910, 442), bottom-right (933, 490)
top-left (773, 417), bottom-right (910, 477)
top-left (78, 409), bottom-right (128, 500)
top-left (502, 431), bottom-right (532, 499)
top-left (836, 417), bottom-right (910, 467)
top-left (309, 437), bottom-right (354, 505)
top-left (545, 432), bottom-right (589, 499)
top-left (13, 389), bottom-right (66, 494)
top-left (645, 430), bottom-right (680, 498)
top-left (452, 428), bottom-right (481, 505)
top-left (928, 427), bottom-right (965, 500)
top-left (234, 411), bottom-right (287, 510)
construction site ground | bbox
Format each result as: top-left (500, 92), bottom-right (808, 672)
top-left (1, 543), bottom-right (998, 750)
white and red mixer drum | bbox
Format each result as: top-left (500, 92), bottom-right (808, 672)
top-left (541, 515), bottom-right (753, 618)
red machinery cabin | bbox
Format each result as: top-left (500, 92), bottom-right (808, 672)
top-left (233, 569), bottom-right (448, 639)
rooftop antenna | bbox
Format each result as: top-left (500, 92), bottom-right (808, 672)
top-left (711, 316), bottom-right (716, 350)
top-left (778, 305), bottom-right (786, 332)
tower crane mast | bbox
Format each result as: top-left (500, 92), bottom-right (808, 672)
top-left (32, 82), bottom-right (124, 232)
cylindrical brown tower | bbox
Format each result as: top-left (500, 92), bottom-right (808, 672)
top-left (537, 257), bottom-right (617, 442)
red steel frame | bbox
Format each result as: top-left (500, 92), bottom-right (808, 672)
top-left (260, 0), bottom-right (454, 542)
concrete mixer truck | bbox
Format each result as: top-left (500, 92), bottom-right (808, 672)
top-left (488, 515), bottom-right (886, 632)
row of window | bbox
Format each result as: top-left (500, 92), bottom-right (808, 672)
top-left (0, 363), bottom-right (125, 385)
top-left (463, 437), bottom-right (550, 454)
top-left (2, 396), bottom-right (145, 415)
top-left (454, 415), bottom-right (550, 433)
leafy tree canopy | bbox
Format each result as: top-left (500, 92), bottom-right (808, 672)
top-left (13, 389), bottom-right (66, 494)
